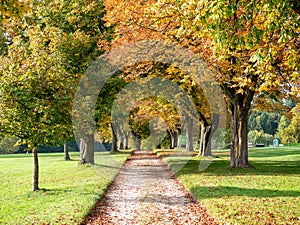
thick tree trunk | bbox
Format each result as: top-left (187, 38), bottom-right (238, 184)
top-left (199, 114), bottom-right (220, 157)
top-left (32, 148), bottom-right (39, 192)
top-left (79, 134), bottom-right (94, 164)
top-left (133, 136), bottom-right (141, 150)
top-left (111, 123), bottom-right (118, 152)
top-left (220, 81), bottom-right (255, 168)
top-left (229, 103), bottom-right (250, 167)
top-left (223, 87), bottom-right (255, 168)
top-left (186, 117), bottom-right (194, 152)
top-left (80, 138), bottom-right (86, 164)
top-left (86, 134), bottom-right (94, 164)
top-left (64, 140), bottom-right (70, 161)
top-left (117, 128), bottom-right (124, 150)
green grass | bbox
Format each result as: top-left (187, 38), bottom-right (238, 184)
top-left (163, 145), bottom-right (300, 224)
top-left (0, 151), bottom-right (131, 224)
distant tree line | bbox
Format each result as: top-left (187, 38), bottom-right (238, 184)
top-left (248, 100), bottom-right (300, 146)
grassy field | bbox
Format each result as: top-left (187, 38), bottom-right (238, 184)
top-left (0, 151), bottom-right (131, 224)
top-left (163, 145), bottom-right (300, 224)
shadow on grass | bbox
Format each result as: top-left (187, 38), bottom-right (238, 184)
top-left (170, 158), bottom-right (300, 176)
top-left (38, 188), bottom-right (73, 194)
top-left (93, 163), bottom-right (121, 169)
top-left (190, 186), bottom-right (300, 199)
top-left (114, 150), bottom-right (133, 154)
top-left (32, 187), bottom-right (104, 198)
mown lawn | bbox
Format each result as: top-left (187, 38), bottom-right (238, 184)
top-left (163, 145), bottom-right (300, 224)
top-left (0, 151), bottom-right (130, 224)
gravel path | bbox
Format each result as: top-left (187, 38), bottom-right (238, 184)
top-left (83, 150), bottom-right (218, 225)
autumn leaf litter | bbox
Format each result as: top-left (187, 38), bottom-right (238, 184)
top-left (83, 150), bottom-right (218, 225)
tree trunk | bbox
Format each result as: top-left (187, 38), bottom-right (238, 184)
top-left (118, 139), bottom-right (124, 150)
top-left (79, 134), bottom-right (94, 164)
top-left (199, 123), bottom-right (205, 155)
top-left (133, 136), bottom-right (141, 150)
top-left (186, 117), bottom-right (194, 152)
top-left (64, 140), bottom-right (70, 161)
top-left (174, 132), bottom-right (178, 148)
top-left (204, 127), bottom-right (212, 156)
top-left (229, 103), bottom-right (250, 167)
top-left (168, 130), bottom-right (177, 149)
top-left (111, 123), bottom-right (118, 152)
top-left (117, 127), bottom-right (124, 150)
top-left (32, 148), bottom-right (39, 192)
top-left (199, 114), bottom-right (220, 157)
top-left (80, 138), bottom-right (86, 164)
top-left (222, 87), bottom-right (255, 168)
top-left (124, 132), bottom-right (129, 149)
top-left (199, 124), bottom-right (212, 156)
top-left (220, 81), bottom-right (255, 168)
top-left (86, 134), bottom-right (94, 164)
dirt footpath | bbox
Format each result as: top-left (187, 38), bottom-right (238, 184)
top-left (83, 150), bottom-right (218, 225)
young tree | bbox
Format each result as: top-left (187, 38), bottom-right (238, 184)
top-left (0, 0), bottom-right (110, 190)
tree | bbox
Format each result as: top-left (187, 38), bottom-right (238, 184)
top-left (63, 140), bottom-right (70, 161)
top-left (281, 104), bottom-right (300, 143)
top-left (117, 60), bottom-right (219, 153)
top-left (248, 130), bottom-right (273, 146)
top-left (289, 105), bottom-right (300, 143)
top-left (248, 110), bottom-right (280, 135)
top-left (0, 25), bottom-right (74, 190)
top-left (43, 0), bottom-right (110, 164)
top-left (129, 97), bottom-right (180, 150)
top-left (129, 106), bottom-right (152, 150)
top-left (103, 1), bottom-right (223, 153)
top-left (0, 0), bottom-right (30, 22)
top-left (144, 0), bottom-right (300, 167)
top-left (0, 0), bottom-right (109, 191)
top-left (248, 130), bottom-right (264, 146)
top-left (95, 75), bottom-right (127, 152)
top-left (276, 115), bottom-right (291, 143)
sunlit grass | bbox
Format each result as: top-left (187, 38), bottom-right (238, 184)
top-left (163, 145), bottom-right (300, 224)
top-left (0, 151), bottom-right (130, 224)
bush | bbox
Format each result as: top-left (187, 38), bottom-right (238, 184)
top-left (248, 130), bottom-right (274, 146)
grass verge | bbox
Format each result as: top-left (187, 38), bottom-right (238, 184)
top-left (0, 151), bottom-right (131, 224)
top-left (163, 145), bottom-right (300, 224)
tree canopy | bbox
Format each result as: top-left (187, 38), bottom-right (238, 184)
top-left (104, 0), bottom-right (300, 167)
top-left (0, 0), bottom-right (110, 190)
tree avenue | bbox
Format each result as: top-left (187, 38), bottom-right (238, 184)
top-left (119, 61), bottom-right (219, 154)
top-left (0, 0), bottom-right (299, 193)
top-left (104, 0), bottom-right (300, 167)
